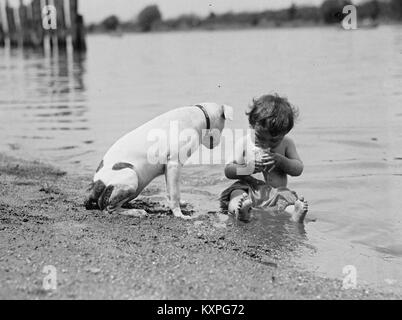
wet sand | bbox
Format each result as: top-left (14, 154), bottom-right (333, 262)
top-left (0, 153), bottom-right (400, 300)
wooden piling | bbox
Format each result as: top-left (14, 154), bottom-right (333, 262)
top-left (0, 23), bottom-right (4, 47)
top-left (54, 0), bottom-right (66, 48)
top-left (69, 0), bottom-right (86, 51)
top-left (69, 0), bottom-right (77, 47)
top-left (18, 0), bottom-right (32, 47)
top-left (45, 0), bottom-right (56, 51)
top-left (0, 1), bottom-right (5, 47)
top-left (26, 1), bottom-right (35, 47)
top-left (5, 1), bottom-right (18, 47)
top-left (75, 13), bottom-right (86, 51)
top-left (31, 0), bottom-right (43, 48)
top-left (0, 0), bottom-right (86, 51)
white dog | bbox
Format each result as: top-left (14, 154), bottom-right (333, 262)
top-left (85, 103), bottom-right (233, 219)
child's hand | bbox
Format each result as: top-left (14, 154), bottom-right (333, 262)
top-left (262, 152), bottom-right (277, 172)
top-left (254, 153), bottom-right (273, 173)
top-left (253, 159), bottom-right (266, 173)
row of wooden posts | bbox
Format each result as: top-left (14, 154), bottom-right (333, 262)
top-left (0, 0), bottom-right (86, 51)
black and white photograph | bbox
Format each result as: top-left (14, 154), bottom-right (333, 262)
top-left (0, 0), bottom-right (401, 302)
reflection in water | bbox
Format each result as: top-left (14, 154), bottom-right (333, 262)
top-left (210, 208), bottom-right (314, 271)
top-left (0, 45), bottom-right (91, 164)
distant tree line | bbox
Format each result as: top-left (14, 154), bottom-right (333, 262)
top-left (87, 0), bottom-right (402, 33)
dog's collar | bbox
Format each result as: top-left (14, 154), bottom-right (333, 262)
top-left (195, 104), bottom-right (213, 149)
top-left (195, 104), bottom-right (211, 130)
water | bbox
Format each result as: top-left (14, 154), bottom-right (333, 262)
top-left (1, 26), bottom-right (402, 291)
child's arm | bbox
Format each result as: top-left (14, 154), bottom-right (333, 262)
top-left (224, 162), bottom-right (266, 185)
top-left (224, 137), bottom-right (267, 184)
top-left (270, 138), bottom-right (304, 177)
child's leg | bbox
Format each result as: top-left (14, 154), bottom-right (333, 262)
top-left (228, 189), bottom-right (253, 222)
top-left (284, 196), bottom-right (308, 223)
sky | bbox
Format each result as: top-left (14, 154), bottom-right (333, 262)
top-left (77, 0), bottom-right (325, 23)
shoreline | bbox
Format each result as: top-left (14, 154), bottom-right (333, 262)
top-left (0, 152), bottom-right (399, 299)
top-left (86, 20), bottom-right (402, 36)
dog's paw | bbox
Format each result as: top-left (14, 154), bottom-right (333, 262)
top-left (116, 209), bottom-right (148, 217)
top-left (172, 208), bottom-right (192, 220)
top-left (166, 198), bottom-right (187, 208)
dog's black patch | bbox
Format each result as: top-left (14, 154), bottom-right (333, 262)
top-left (84, 199), bottom-right (99, 210)
top-left (93, 180), bottom-right (106, 197)
top-left (84, 180), bottom-right (106, 210)
top-left (112, 162), bottom-right (134, 171)
top-left (95, 160), bottom-right (104, 173)
top-left (98, 185), bottom-right (115, 211)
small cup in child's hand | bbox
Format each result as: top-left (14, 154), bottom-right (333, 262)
top-left (254, 147), bottom-right (269, 161)
top-left (254, 147), bottom-right (272, 162)
top-left (254, 147), bottom-right (276, 172)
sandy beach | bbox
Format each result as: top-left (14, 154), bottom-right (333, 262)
top-left (0, 152), bottom-right (400, 300)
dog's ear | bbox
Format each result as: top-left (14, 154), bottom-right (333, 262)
top-left (222, 104), bottom-right (234, 121)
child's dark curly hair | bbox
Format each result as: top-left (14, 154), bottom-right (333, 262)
top-left (246, 94), bottom-right (299, 136)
